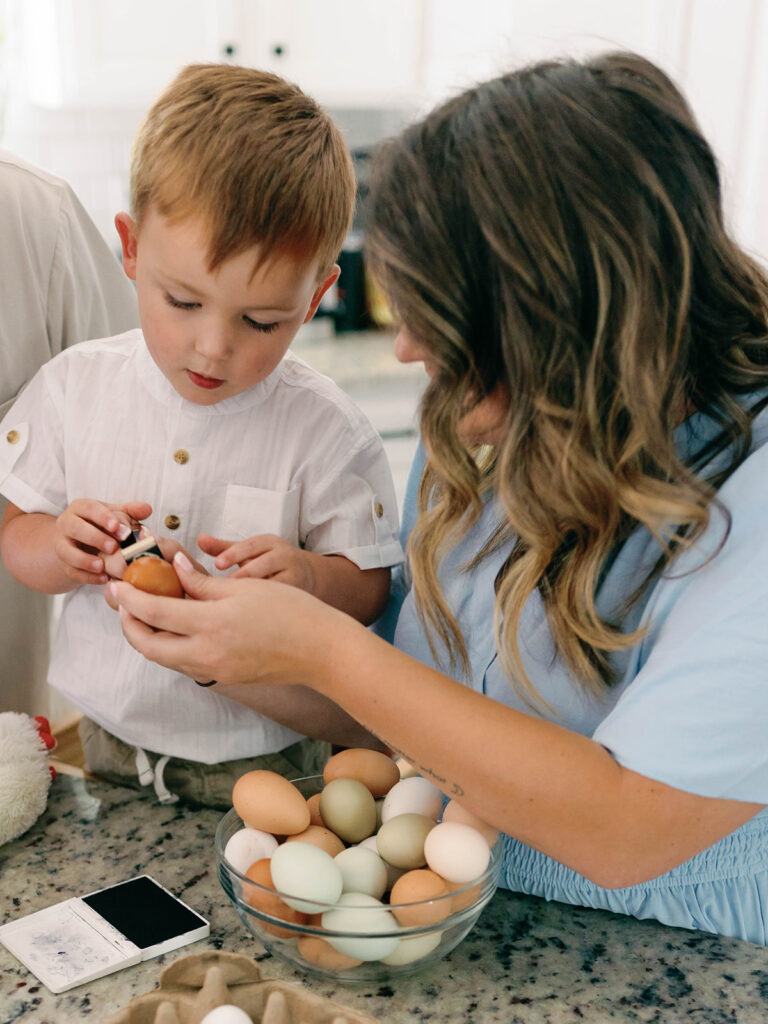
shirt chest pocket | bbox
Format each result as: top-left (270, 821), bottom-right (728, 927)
top-left (219, 484), bottom-right (301, 546)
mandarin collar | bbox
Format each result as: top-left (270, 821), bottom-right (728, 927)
top-left (135, 335), bottom-right (285, 418)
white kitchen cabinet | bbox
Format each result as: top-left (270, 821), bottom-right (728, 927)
top-left (231, 0), bottom-right (425, 108)
top-left (16, 0), bottom-right (225, 107)
top-left (13, 0), bottom-right (425, 110)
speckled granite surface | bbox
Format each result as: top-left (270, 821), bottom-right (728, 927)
top-left (2, 775), bottom-right (767, 1023)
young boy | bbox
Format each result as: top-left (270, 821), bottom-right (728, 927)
top-left (0, 65), bottom-right (402, 807)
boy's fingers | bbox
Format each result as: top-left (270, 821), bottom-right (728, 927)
top-left (197, 533), bottom-right (232, 556)
top-left (118, 501), bottom-right (153, 521)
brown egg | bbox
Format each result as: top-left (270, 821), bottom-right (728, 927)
top-left (244, 858), bottom-right (309, 938)
top-left (297, 935), bottom-right (363, 970)
top-left (306, 792), bottom-right (324, 827)
top-left (323, 748), bottom-right (400, 797)
top-left (441, 800), bottom-right (499, 847)
top-left (124, 555), bottom-right (183, 598)
top-left (285, 825), bottom-right (345, 858)
top-left (389, 869), bottom-right (452, 927)
top-left (232, 770), bottom-right (311, 835)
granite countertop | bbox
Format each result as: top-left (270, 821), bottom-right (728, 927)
top-left (2, 776), bottom-right (768, 1023)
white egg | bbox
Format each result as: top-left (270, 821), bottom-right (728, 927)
top-left (358, 835), bottom-right (406, 889)
top-left (223, 827), bottom-right (278, 875)
top-left (379, 930), bottom-right (442, 965)
top-left (200, 1006), bottom-right (252, 1024)
top-left (321, 892), bottom-right (400, 961)
top-left (270, 841), bottom-right (343, 913)
top-left (334, 846), bottom-right (388, 899)
top-left (424, 821), bottom-right (490, 883)
top-left (381, 776), bottom-right (444, 823)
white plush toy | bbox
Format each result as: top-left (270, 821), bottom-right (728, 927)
top-left (0, 712), bottom-right (55, 846)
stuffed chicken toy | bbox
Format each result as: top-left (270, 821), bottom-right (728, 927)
top-left (0, 712), bottom-right (55, 845)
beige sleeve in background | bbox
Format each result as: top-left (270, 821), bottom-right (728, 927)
top-left (0, 150), bottom-right (140, 715)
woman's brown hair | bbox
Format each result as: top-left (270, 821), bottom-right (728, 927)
top-left (367, 52), bottom-right (768, 701)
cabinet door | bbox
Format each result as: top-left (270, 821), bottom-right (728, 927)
top-left (232, 0), bottom-right (425, 108)
top-left (20, 0), bottom-right (225, 107)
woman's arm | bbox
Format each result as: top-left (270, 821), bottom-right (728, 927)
top-left (213, 681), bottom-right (384, 749)
top-left (110, 556), bottom-right (763, 889)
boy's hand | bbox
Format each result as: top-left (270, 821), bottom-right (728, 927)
top-left (54, 499), bottom-right (152, 586)
top-left (198, 532), bottom-right (316, 594)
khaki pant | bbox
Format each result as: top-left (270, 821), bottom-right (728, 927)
top-left (79, 716), bottom-right (329, 810)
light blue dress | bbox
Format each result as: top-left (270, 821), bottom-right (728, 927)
top-left (378, 397), bottom-right (768, 944)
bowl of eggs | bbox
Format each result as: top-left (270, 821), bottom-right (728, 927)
top-left (214, 749), bottom-right (502, 982)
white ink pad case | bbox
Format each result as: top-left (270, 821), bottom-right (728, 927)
top-left (0, 875), bottom-right (209, 993)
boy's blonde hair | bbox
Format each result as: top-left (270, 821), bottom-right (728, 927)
top-left (130, 63), bottom-right (355, 274)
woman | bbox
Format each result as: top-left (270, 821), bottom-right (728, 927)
top-left (110, 52), bottom-right (768, 943)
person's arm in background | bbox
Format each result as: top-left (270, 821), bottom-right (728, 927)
top-left (0, 152), bottom-right (140, 716)
top-left (44, 176), bottom-right (139, 360)
top-left (0, 152), bottom-right (139, 420)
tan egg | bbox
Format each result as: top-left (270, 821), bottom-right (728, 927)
top-left (297, 935), bottom-right (363, 970)
top-left (306, 792), bottom-right (324, 827)
top-left (319, 778), bottom-right (377, 843)
top-left (232, 770), bottom-right (310, 836)
top-left (323, 748), bottom-right (400, 797)
top-left (123, 555), bottom-right (183, 598)
top-left (375, 813), bottom-right (435, 869)
top-left (389, 869), bottom-right (452, 927)
top-left (441, 800), bottom-right (499, 847)
top-left (285, 825), bottom-right (345, 858)
top-left (244, 859), bottom-right (309, 938)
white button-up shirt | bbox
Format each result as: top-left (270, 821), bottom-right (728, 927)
top-left (0, 330), bottom-right (402, 762)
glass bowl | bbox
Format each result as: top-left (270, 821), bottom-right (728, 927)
top-left (214, 774), bottom-right (502, 982)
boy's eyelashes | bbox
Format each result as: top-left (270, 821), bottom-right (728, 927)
top-left (163, 293), bottom-right (279, 334)
top-left (242, 315), bottom-right (279, 334)
top-left (164, 292), bottom-right (199, 311)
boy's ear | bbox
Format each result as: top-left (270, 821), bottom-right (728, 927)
top-left (114, 212), bottom-right (139, 281)
top-left (303, 264), bottom-right (341, 323)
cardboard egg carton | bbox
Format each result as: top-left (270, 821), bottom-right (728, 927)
top-left (105, 952), bottom-right (380, 1024)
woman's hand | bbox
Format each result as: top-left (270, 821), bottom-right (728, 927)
top-left (109, 550), bottom-right (345, 686)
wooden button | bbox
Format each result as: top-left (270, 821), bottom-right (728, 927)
top-left (173, 449), bottom-right (189, 465)
top-left (5, 429), bottom-right (19, 444)
top-left (374, 501), bottom-right (384, 519)
top-left (164, 515), bottom-right (181, 531)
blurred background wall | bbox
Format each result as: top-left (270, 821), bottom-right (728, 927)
top-left (0, 0), bottom-right (766, 265)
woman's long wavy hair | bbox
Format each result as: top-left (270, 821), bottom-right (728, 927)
top-left (366, 52), bottom-right (768, 702)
